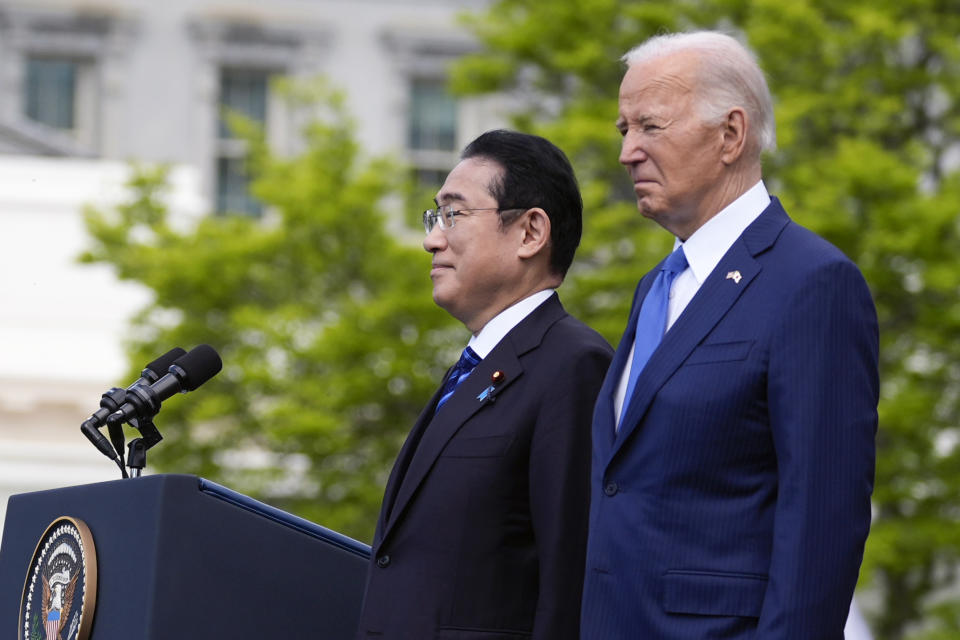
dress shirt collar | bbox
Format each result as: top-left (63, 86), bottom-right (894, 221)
top-left (467, 289), bottom-right (555, 358)
top-left (675, 180), bottom-right (770, 285)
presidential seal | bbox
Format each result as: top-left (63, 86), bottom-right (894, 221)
top-left (19, 517), bottom-right (97, 640)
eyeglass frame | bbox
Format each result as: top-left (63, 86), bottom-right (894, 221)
top-left (422, 204), bottom-right (528, 234)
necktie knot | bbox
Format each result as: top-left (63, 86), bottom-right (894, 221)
top-left (454, 346), bottom-right (481, 376)
top-left (435, 346), bottom-right (481, 413)
top-left (661, 245), bottom-right (688, 277)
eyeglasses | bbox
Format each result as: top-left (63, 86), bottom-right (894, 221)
top-left (422, 205), bottom-right (526, 234)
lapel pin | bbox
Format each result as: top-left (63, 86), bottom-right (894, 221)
top-left (726, 270), bottom-right (742, 284)
top-left (477, 370), bottom-right (506, 403)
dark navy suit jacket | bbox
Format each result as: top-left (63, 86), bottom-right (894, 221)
top-left (356, 294), bottom-right (612, 640)
top-left (581, 199), bottom-right (879, 639)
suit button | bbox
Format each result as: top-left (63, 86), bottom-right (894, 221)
top-left (603, 481), bottom-right (619, 496)
top-left (376, 554), bottom-right (391, 568)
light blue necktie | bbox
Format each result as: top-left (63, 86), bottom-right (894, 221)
top-left (620, 246), bottom-right (688, 428)
top-left (435, 346), bottom-right (481, 414)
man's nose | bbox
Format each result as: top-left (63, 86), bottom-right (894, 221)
top-left (423, 225), bottom-right (446, 252)
top-left (619, 131), bottom-right (646, 165)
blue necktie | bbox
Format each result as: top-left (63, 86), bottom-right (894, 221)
top-left (435, 346), bottom-right (481, 414)
top-left (620, 246), bottom-right (688, 427)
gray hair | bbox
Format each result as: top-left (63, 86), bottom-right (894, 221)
top-left (622, 31), bottom-right (776, 156)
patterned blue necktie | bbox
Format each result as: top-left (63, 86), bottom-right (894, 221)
top-left (620, 246), bottom-right (688, 428)
top-left (435, 346), bottom-right (481, 414)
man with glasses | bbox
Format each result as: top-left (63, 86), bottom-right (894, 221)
top-left (355, 129), bottom-right (613, 640)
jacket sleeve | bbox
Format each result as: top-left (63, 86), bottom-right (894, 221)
top-left (528, 338), bottom-right (613, 640)
top-left (756, 259), bottom-right (878, 637)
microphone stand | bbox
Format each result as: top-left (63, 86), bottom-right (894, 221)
top-left (126, 439), bottom-right (148, 477)
top-left (122, 415), bottom-right (163, 478)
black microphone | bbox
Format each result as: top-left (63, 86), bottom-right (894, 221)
top-left (106, 344), bottom-right (223, 427)
top-left (81, 347), bottom-right (187, 463)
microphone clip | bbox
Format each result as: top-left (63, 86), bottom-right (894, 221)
top-left (126, 417), bottom-right (162, 478)
top-left (108, 405), bottom-right (164, 478)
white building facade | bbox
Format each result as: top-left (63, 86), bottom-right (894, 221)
top-left (0, 0), bottom-right (502, 535)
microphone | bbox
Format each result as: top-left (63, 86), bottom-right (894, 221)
top-left (81, 347), bottom-right (187, 463)
top-left (106, 344), bottom-right (222, 427)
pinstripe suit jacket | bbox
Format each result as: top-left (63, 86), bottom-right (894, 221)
top-left (580, 198), bottom-right (879, 639)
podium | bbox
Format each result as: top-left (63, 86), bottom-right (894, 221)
top-left (0, 474), bottom-right (371, 639)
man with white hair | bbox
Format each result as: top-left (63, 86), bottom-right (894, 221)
top-left (580, 31), bottom-right (878, 639)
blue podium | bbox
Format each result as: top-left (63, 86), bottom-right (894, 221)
top-left (0, 474), bottom-right (370, 639)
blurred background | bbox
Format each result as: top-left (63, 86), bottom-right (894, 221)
top-left (0, 1), bottom-right (957, 638)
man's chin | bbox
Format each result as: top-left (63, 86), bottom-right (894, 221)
top-left (636, 200), bottom-right (661, 219)
top-left (432, 289), bottom-right (452, 312)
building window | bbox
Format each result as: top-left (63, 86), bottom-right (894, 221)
top-left (219, 68), bottom-right (269, 138)
top-left (408, 77), bottom-right (457, 152)
top-left (2, 6), bottom-right (124, 155)
top-left (24, 57), bottom-right (79, 130)
top-left (217, 156), bottom-right (261, 216)
top-left (216, 68), bottom-right (271, 216)
top-left (407, 77), bottom-right (458, 195)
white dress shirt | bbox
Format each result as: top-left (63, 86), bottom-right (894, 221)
top-left (613, 181), bottom-right (771, 426)
top-left (467, 289), bottom-right (556, 358)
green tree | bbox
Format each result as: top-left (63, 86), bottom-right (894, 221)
top-left (80, 80), bottom-right (461, 541)
top-left (452, 1), bottom-right (960, 637)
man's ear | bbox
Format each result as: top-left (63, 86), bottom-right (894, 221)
top-left (720, 107), bottom-right (749, 165)
top-left (516, 208), bottom-right (552, 260)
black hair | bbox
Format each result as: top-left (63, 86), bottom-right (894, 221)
top-left (461, 129), bottom-right (582, 277)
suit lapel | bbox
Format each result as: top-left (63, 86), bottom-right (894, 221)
top-left (379, 295), bottom-right (566, 545)
top-left (375, 384), bottom-right (445, 545)
top-left (610, 200), bottom-right (790, 459)
top-left (592, 272), bottom-right (656, 458)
